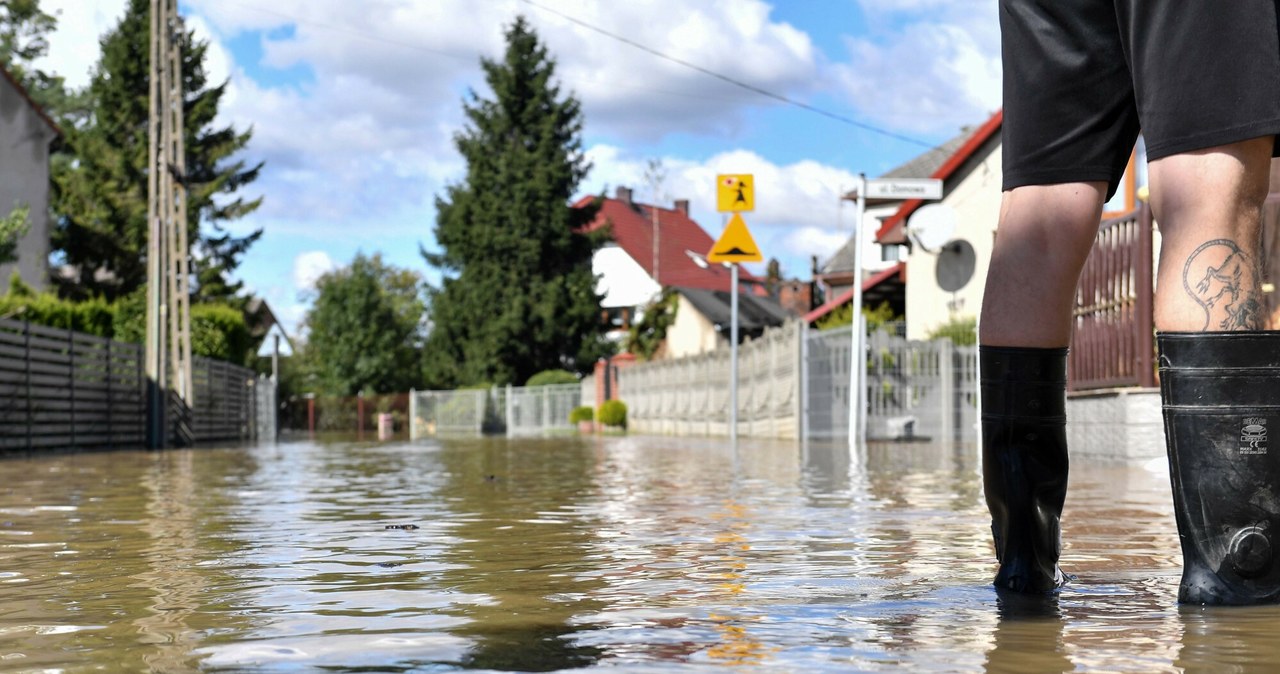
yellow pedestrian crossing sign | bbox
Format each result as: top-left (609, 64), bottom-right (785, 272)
top-left (708, 213), bottom-right (763, 264)
top-left (717, 174), bottom-right (754, 212)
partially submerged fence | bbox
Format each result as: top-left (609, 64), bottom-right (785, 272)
top-left (620, 322), bottom-right (801, 438)
top-left (282, 392), bottom-right (411, 437)
top-left (0, 319), bottom-right (145, 451)
top-left (617, 321), bottom-right (977, 443)
top-left (0, 318), bottom-right (262, 451)
top-left (408, 383), bottom-right (589, 439)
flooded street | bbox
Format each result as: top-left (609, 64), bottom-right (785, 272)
top-left (1, 436), bottom-right (1278, 672)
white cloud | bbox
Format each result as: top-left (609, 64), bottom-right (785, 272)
top-left (172, 0), bottom-right (824, 227)
top-left (834, 0), bottom-right (1000, 135)
top-left (33, 0), bottom-right (127, 89)
top-left (784, 226), bottom-right (853, 260)
top-left (292, 250), bottom-right (336, 291)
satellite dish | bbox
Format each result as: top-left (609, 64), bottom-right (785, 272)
top-left (936, 239), bottom-right (976, 292)
top-left (906, 203), bottom-right (957, 253)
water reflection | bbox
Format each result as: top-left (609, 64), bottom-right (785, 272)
top-left (134, 450), bottom-right (203, 672)
top-left (6, 436), bottom-right (1280, 671)
top-left (434, 437), bottom-right (606, 671)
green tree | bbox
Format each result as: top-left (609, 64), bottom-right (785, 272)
top-left (0, 1), bottom-right (54, 71)
top-left (303, 253), bottom-right (426, 396)
top-left (626, 289), bottom-right (677, 361)
top-left (1, 0), bottom-right (89, 134)
top-left (0, 205), bottom-right (29, 265)
top-left (51, 0), bottom-right (262, 303)
top-left (423, 16), bottom-right (608, 388)
top-left (765, 258), bottom-right (782, 296)
top-left (816, 299), bottom-right (900, 332)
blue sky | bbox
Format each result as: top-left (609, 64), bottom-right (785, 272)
top-left (36, 0), bottom-right (1001, 332)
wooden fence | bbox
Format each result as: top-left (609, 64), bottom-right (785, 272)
top-left (191, 356), bottom-right (259, 442)
top-left (0, 318), bottom-right (257, 452)
top-left (0, 319), bottom-right (145, 451)
top-left (1070, 204), bottom-right (1156, 391)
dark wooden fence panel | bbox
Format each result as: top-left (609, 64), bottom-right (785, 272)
top-left (0, 319), bottom-right (145, 451)
top-left (191, 355), bottom-right (255, 442)
top-left (0, 317), bottom-right (256, 451)
top-left (1070, 204), bottom-right (1156, 391)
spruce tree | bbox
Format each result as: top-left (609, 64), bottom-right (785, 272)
top-left (51, 0), bottom-right (262, 303)
top-left (424, 17), bottom-right (609, 388)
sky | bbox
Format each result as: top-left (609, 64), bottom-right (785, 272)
top-left (33, 0), bottom-right (1001, 333)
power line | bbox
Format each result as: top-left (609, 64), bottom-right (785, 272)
top-left (516, 0), bottom-right (936, 149)
top-left (209, 0), bottom-right (840, 107)
top-left (208, 0), bottom-right (948, 150)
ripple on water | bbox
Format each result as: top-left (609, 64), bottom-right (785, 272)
top-left (1, 438), bottom-right (1278, 673)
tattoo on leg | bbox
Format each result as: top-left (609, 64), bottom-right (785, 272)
top-left (1182, 238), bottom-right (1263, 331)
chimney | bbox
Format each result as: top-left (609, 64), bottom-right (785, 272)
top-left (779, 280), bottom-right (814, 316)
top-left (615, 186), bottom-right (633, 203)
top-left (673, 199), bottom-right (689, 214)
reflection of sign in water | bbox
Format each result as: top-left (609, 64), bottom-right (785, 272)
top-left (716, 174), bottom-right (754, 212)
top-left (706, 499), bottom-right (772, 665)
top-left (708, 213), bottom-right (763, 264)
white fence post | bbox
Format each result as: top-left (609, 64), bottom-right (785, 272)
top-left (505, 384), bottom-right (513, 437)
top-left (409, 388), bottom-right (417, 440)
top-left (939, 338), bottom-right (955, 442)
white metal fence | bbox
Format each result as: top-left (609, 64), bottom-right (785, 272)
top-left (409, 389), bottom-right (491, 437)
top-left (802, 325), bottom-right (852, 441)
top-left (406, 322), bottom-right (978, 443)
top-left (505, 383), bottom-right (584, 436)
top-left (409, 384), bottom-right (589, 439)
top-left (862, 329), bottom-right (978, 442)
top-left (616, 320), bottom-right (977, 442)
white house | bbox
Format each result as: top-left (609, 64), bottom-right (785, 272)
top-left (0, 67), bottom-right (59, 292)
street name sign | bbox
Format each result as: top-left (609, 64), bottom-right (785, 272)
top-left (864, 178), bottom-right (943, 200)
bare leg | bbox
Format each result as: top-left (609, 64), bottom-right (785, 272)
top-left (1148, 138), bottom-right (1274, 332)
top-left (979, 183), bottom-right (1108, 347)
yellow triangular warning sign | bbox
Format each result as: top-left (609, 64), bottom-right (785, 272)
top-left (707, 213), bottom-right (763, 264)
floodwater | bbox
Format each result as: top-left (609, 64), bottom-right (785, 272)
top-left (0, 436), bottom-right (1277, 673)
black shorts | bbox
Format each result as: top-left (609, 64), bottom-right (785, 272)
top-left (1001, 0), bottom-right (1280, 199)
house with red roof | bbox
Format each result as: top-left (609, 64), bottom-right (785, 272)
top-left (0, 67), bottom-right (60, 292)
top-left (575, 187), bottom-right (805, 358)
top-left (872, 109), bottom-right (1152, 341)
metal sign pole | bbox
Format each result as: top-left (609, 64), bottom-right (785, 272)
top-left (730, 263), bottom-right (739, 445)
top-left (849, 173), bottom-right (868, 448)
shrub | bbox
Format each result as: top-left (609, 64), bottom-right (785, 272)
top-left (191, 304), bottom-right (251, 364)
top-left (598, 400), bottom-right (627, 429)
top-left (0, 280), bottom-right (116, 338)
top-left (568, 405), bottom-right (594, 424)
top-left (526, 369), bottom-right (578, 387)
top-left (926, 315), bottom-right (977, 346)
top-left (112, 289), bottom-right (147, 343)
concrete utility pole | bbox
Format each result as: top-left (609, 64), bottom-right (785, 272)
top-left (145, 0), bottom-right (193, 449)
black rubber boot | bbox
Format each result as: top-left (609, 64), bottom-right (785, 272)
top-left (981, 346), bottom-right (1070, 594)
top-left (1159, 332), bottom-right (1280, 605)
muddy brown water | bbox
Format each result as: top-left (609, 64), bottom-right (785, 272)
top-left (0, 435), bottom-right (1276, 672)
